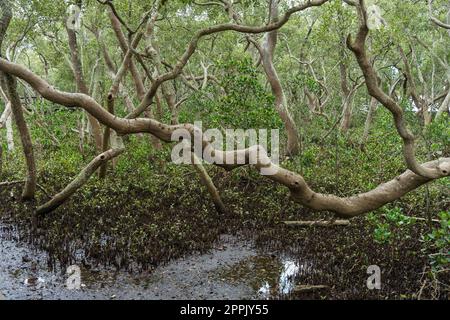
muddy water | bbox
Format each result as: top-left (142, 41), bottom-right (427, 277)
top-left (0, 223), bottom-right (308, 300)
top-left (216, 255), bottom-right (314, 299)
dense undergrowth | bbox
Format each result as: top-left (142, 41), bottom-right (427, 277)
top-left (0, 59), bottom-right (450, 298)
top-left (0, 101), bottom-right (449, 299)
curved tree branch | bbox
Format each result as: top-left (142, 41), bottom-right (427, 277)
top-left (347, 0), bottom-right (443, 179)
top-left (37, 146), bottom-right (125, 215)
top-left (126, 0), bottom-right (330, 119)
top-left (429, 0), bottom-right (450, 30)
top-left (0, 58), bottom-right (449, 218)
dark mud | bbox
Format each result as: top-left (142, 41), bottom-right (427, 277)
top-left (0, 178), bottom-right (448, 300)
top-left (0, 230), bottom-right (307, 300)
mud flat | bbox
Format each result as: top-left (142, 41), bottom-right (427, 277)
top-left (0, 225), bottom-right (305, 300)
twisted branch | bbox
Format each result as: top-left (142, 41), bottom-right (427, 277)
top-left (0, 58), bottom-right (448, 217)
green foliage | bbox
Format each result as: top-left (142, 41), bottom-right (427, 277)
top-left (421, 211), bottom-right (450, 271)
top-left (180, 56), bottom-right (282, 131)
top-left (367, 207), bottom-right (416, 245)
top-left (423, 115), bottom-right (450, 157)
top-left (0, 0), bottom-right (449, 298)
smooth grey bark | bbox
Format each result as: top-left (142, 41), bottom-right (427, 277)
top-left (66, 25), bottom-right (103, 153)
top-left (360, 97), bottom-right (377, 146)
top-left (37, 139), bottom-right (125, 214)
top-left (436, 90), bottom-right (450, 119)
top-left (4, 73), bottom-right (36, 200)
top-left (191, 152), bottom-right (227, 214)
top-left (259, 0), bottom-right (301, 156)
top-left (0, 56), bottom-right (449, 218)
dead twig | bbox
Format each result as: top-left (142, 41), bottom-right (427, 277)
top-left (283, 220), bottom-right (351, 227)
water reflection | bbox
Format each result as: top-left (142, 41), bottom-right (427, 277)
top-left (278, 260), bottom-right (299, 295)
top-left (216, 255), bottom-right (313, 298)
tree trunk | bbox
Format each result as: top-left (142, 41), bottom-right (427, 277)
top-left (340, 97), bottom-right (354, 132)
top-left (5, 111), bottom-right (13, 151)
top-left (339, 61), bottom-right (353, 133)
top-left (436, 90), bottom-right (450, 119)
top-left (37, 147), bottom-right (125, 215)
top-left (423, 108), bottom-right (432, 126)
top-left (260, 1), bottom-right (300, 157)
top-left (66, 26), bottom-right (103, 153)
top-left (191, 152), bottom-right (227, 214)
top-left (360, 97), bottom-right (377, 147)
top-left (2, 56), bottom-right (449, 218)
top-left (0, 88), bottom-right (13, 151)
top-left (99, 98), bottom-right (114, 179)
top-left (107, 7), bottom-right (145, 101)
top-left (4, 73), bottom-right (36, 200)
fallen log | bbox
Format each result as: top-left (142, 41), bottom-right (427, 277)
top-left (293, 285), bottom-right (329, 293)
top-left (283, 220), bottom-right (351, 227)
top-left (0, 180), bottom-right (23, 187)
top-left (0, 180), bottom-right (50, 198)
top-left (381, 214), bottom-right (440, 224)
top-left (36, 147), bottom-right (124, 215)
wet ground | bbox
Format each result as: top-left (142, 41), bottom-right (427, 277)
top-left (0, 223), bottom-right (307, 300)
